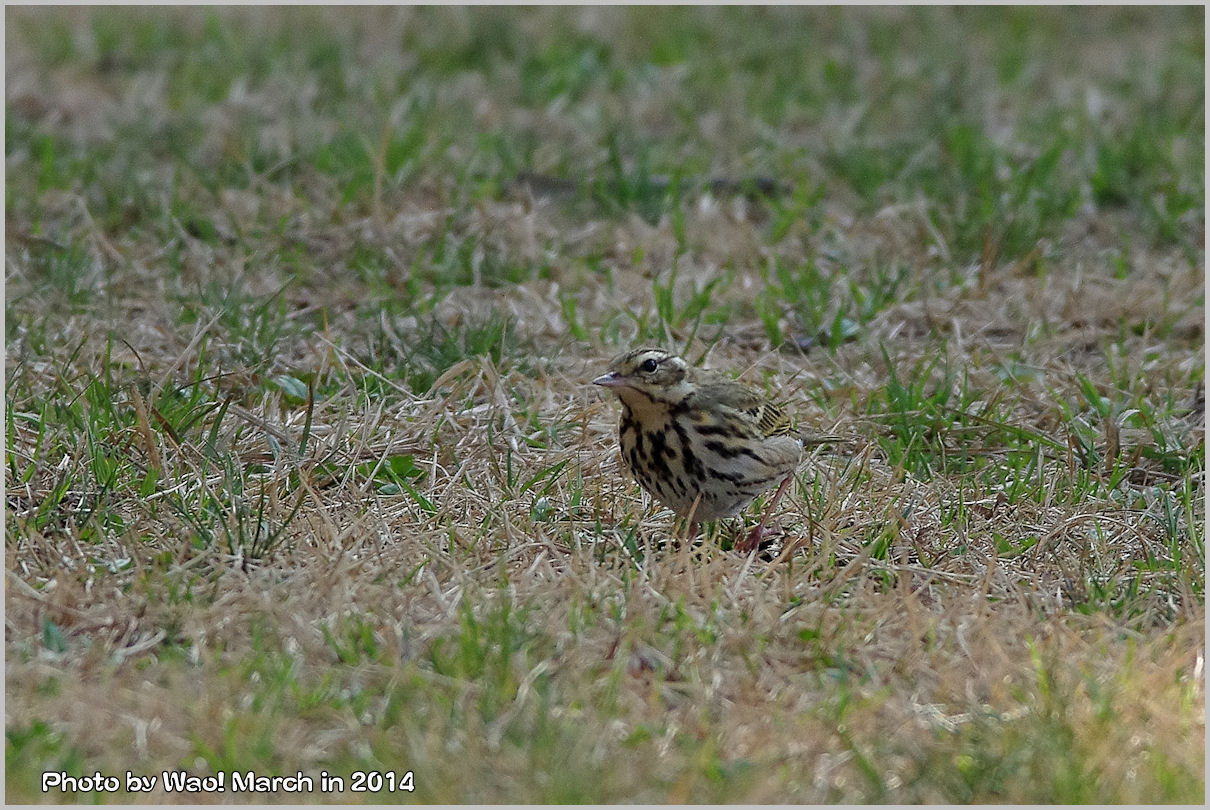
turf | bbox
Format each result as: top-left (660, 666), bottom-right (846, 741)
top-left (5, 6), bottom-right (1204, 803)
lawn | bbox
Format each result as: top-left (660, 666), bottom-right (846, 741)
top-left (5, 6), bottom-right (1204, 803)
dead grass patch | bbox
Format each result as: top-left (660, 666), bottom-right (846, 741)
top-left (6, 5), bottom-right (1203, 804)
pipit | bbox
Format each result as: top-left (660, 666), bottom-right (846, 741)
top-left (593, 347), bottom-right (802, 552)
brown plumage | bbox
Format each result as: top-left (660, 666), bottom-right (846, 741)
top-left (593, 347), bottom-right (802, 550)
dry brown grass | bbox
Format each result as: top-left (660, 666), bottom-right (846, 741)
top-left (6, 5), bottom-right (1204, 804)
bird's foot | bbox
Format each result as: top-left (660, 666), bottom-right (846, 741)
top-left (734, 522), bottom-right (774, 554)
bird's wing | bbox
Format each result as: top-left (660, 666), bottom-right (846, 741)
top-left (694, 379), bottom-right (795, 438)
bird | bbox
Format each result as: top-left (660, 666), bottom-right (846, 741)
top-left (593, 347), bottom-right (803, 552)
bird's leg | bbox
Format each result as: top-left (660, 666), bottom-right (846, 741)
top-left (735, 474), bottom-right (793, 553)
top-left (680, 494), bottom-right (703, 542)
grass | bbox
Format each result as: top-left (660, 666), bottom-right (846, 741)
top-left (5, 5), bottom-right (1205, 804)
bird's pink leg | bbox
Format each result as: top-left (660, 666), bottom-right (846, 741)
top-left (735, 474), bottom-right (793, 553)
top-left (682, 495), bottom-right (703, 541)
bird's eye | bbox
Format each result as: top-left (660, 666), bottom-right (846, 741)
top-left (640, 358), bottom-right (659, 373)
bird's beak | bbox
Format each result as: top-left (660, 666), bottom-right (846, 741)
top-left (593, 372), bottom-right (623, 388)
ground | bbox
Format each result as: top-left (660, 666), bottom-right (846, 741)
top-left (5, 6), bottom-right (1204, 803)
